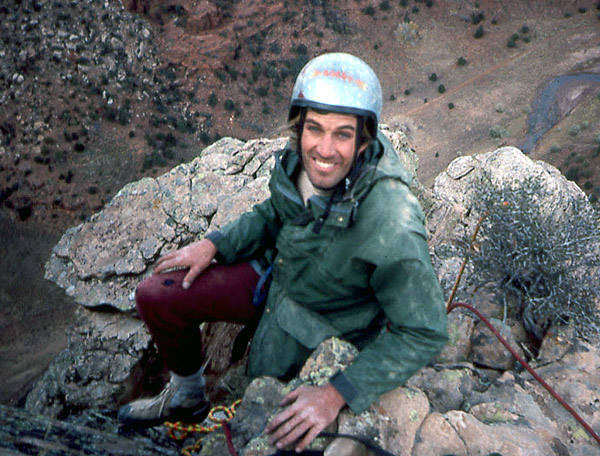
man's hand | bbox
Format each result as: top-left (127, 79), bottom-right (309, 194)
top-left (265, 383), bottom-right (345, 453)
top-left (154, 238), bottom-right (217, 289)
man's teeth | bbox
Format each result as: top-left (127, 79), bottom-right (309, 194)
top-left (315, 159), bottom-right (334, 169)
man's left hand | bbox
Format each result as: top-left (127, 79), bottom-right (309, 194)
top-left (265, 383), bottom-right (345, 452)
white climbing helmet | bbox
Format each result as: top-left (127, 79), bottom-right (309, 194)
top-left (289, 52), bottom-right (382, 138)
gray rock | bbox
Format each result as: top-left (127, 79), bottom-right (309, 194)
top-left (407, 366), bottom-right (476, 413)
top-left (435, 310), bottom-right (474, 363)
top-left (470, 317), bottom-right (525, 370)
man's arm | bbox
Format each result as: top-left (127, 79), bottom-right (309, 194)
top-left (206, 197), bottom-right (281, 265)
top-left (331, 235), bottom-right (448, 413)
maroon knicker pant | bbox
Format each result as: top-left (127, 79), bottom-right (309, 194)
top-left (135, 263), bottom-right (261, 376)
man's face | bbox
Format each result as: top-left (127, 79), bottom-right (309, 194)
top-left (300, 110), bottom-right (367, 191)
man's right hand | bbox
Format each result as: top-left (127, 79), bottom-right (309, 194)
top-left (153, 238), bottom-right (217, 289)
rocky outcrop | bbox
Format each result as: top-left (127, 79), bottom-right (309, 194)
top-left (23, 138), bottom-right (600, 456)
top-left (428, 146), bottom-right (592, 299)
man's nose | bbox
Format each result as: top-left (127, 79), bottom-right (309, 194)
top-left (316, 133), bottom-right (335, 157)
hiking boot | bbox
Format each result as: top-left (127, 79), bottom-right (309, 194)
top-left (118, 375), bottom-right (210, 427)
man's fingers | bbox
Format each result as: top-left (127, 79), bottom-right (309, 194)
top-left (154, 260), bottom-right (174, 274)
top-left (280, 386), bottom-right (302, 406)
top-left (295, 426), bottom-right (321, 453)
top-left (155, 250), bottom-right (178, 267)
top-left (182, 265), bottom-right (201, 289)
top-left (268, 414), bottom-right (303, 444)
top-left (265, 406), bottom-right (294, 434)
top-left (274, 419), bottom-right (312, 449)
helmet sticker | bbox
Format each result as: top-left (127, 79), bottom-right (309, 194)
top-left (310, 69), bottom-right (367, 90)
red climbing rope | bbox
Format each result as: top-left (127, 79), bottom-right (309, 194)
top-left (447, 301), bottom-right (600, 445)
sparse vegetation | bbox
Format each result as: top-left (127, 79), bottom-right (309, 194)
top-left (208, 92), bottom-right (218, 107)
top-left (361, 5), bottom-right (376, 16)
top-left (489, 125), bottom-right (509, 139)
top-left (457, 56), bottom-right (467, 66)
top-left (379, 1), bottom-right (391, 11)
top-left (549, 144), bottom-right (561, 154)
top-left (474, 25), bottom-right (484, 39)
top-left (224, 99), bottom-right (236, 111)
top-left (471, 11), bottom-right (485, 25)
top-left (468, 174), bottom-right (600, 339)
top-left (569, 124), bottom-right (581, 137)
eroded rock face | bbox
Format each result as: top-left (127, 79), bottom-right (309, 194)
top-left (44, 136), bottom-right (272, 312)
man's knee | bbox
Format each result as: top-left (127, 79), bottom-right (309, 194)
top-left (135, 274), bottom-right (179, 315)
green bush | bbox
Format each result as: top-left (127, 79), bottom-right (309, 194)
top-left (438, 84), bottom-right (446, 93)
top-left (224, 99), bottom-right (236, 111)
top-left (471, 12), bottom-right (484, 24)
top-left (457, 56), bottom-right (467, 66)
top-left (569, 124), bottom-right (581, 137)
top-left (294, 44), bottom-right (308, 55)
top-left (474, 25), bottom-right (484, 39)
top-left (429, 72), bottom-right (438, 82)
top-left (489, 125), bottom-right (508, 139)
top-left (199, 131), bottom-right (211, 144)
top-left (208, 92), bottom-right (218, 107)
top-left (549, 144), bottom-right (561, 154)
top-left (361, 5), bottom-right (376, 16)
top-left (468, 174), bottom-right (600, 338)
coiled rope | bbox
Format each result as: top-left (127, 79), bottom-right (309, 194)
top-left (163, 399), bottom-right (241, 456)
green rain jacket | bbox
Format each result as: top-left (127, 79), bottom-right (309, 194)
top-left (207, 131), bottom-right (448, 413)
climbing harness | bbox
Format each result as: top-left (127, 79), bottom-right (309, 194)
top-left (163, 399), bottom-right (241, 456)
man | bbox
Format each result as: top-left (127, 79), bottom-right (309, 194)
top-left (118, 53), bottom-right (447, 452)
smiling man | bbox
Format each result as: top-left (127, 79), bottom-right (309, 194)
top-left (118, 53), bottom-right (448, 453)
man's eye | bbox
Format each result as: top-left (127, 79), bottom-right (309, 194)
top-left (337, 132), bottom-right (352, 139)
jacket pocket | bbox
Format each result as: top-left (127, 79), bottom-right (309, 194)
top-left (276, 295), bottom-right (341, 349)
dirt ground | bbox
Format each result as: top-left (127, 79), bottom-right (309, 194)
top-left (1, 0), bottom-right (599, 407)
